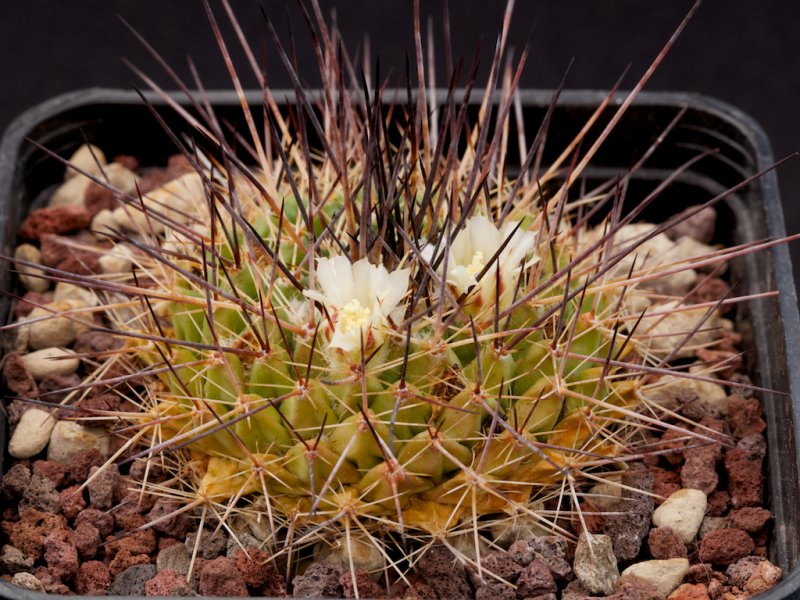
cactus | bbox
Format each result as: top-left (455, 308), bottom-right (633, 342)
top-left (6, 0), bottom-right (780, 593)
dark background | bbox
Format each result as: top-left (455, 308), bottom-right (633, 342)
top-left (1, 0), bottom-right (799, 279)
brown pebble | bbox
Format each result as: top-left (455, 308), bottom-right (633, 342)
top-left (13, 291), bottom-right (50, 318)
top-left (105, 528), bottom-right (156, 560)
top-left (725, 448), bottom-right (764, 508)
top-left (1, 464), bottom-right (32, 499)
top-left (2, 354), bottom-right (38, 399)
top-left (652, 467), bottom-right (686, 502)
top-left (84, 181), bottom-right (119, 215)
top-left (58, 485), bottom-right (87, 519)
top-left (199, 556), bottom-right (249, 597)
top-left (74, 521), bottom-right (101, 559)
top-left (727, 507), bottom-right (771, 533)
top-left (145, 569), bottom-right (192, 597)
top-left (19, 206), bottom-right (93, 241)
top-left (687, 277), bottom-right (731, 314)
top-left (75, 560), bottom-right (111, 595)
top-left (725, 556), bottom-right (765, 588)
top-left (648, 527), bottom-right (688, 559)
top-left (38, 373), bottom-right (81, 403)
top-left (109, 549), bottom-right (151, 576)
top-left (706, 490), bottom-right (731, 517)
top-left (667, 582), bottom-right (710, 600)
top-left (698, 528), bottom-right (755, 565)
top-left (743, 560), bottom-right (782, 595)
top-left (516, 559), bottom-right (557, 598)
top-left (726, 396), bottom-right (766, 439)
top-left (340, 570), bottom-right (385, 598)
top-left (43, 529), bottom-right (79, 578)
top-left (113, 155), bottom-right (140, 171)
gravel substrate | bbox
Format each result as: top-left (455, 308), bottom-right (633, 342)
top-left (0, 146), bottom-right (784, 598)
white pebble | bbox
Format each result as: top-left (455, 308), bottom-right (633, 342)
top-left (11, 572), bottom-right (45, 592)
top-left (90, 209), bottom-right (119, 239)
top-left (47, 421), bottom-right (110, 462)
top-left (13, 244), bottom-right (49, 293)
top-left (643, 374), bottom-right (728, 417)
top-left (25, 300), bottom-right (90, 350)
top-left (99, 243), bottom-right (134, 274)
top-left (54, 281), bottom-right (98, 307)
top-left (64, 144), bottom-right (106, 180)
top-left (113, 172), bottom-right (205, 235)
top-left (9, 409), bottom-right (55, 458)
top-left (20, 347), bottom-right (79, 380)
top-left (621, 558), bottom-right (689, 599)
top-left (49, 174), bottom-right (91, 208)
top-left (652, 489), bottom-right (708, 543)
top-left (635, 301), bottom-right (720, 360)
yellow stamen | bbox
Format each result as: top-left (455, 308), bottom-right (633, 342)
top-left (339, 299), bottom-right (371, 334)
top-left (466, 251), bottom-right (485, 278)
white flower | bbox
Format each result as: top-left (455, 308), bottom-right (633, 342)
top-left (304, 256), bottom-right (410, 353)
top-left (421, 215), bottom-right (537, 308)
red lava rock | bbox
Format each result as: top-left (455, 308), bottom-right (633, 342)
top-left (74, 521), bottom-right (101, 559)
top-left (516, 559), bottom-right (557, 598)
top-left (66, 448), bottom-right (104, 485)
top-left (39, 233), bottom-right (75, 267)
top-left (686, 563), bottom-right (725, 585)
top-left (667, 582), bottom-right (710, 600)
top-left (84, 181), bottom-right (119, 215)
top-left (658, 429), bottom-right (687, 465)
top-left (726, 396), bottom-right (767, 439)
top-left (232, 547), bottom-right (276, 589)
top-left (400, 573), bottom-right (436, 599)
top-left (199, 556), bottom-right (249, 597)
top-left (145, 569), bottom-right (192, 597)
top-left (137, 169), bottom-right (173, 194)
top-left (579, 500), bottom-right (606, 534)
top-left (113, 155), bottom-right (140, 171)
top-left (56, 251), bottom-right (101, 276)
top-left (2, 353), bottom-right (38, 398)
top-left (74, 508), bottom-right (115, 537)
top-left (19, 205), bottom-right (93, 241)
top-left (167, 154), bottom-right (193, 178)
top-left (73, 393), bottom-right (121, 425)
top-left (58, 485), bottom-right (87, 519)
top-left (75, 560), bottom-right (111, 595)
top-left (707, 490), bottom-right (731, 517)
top-left (475, 551), bottom-right (523, 584)
top-left (38, 373), bottom-right (81, 403)
top-left (43, 529), bottom-right (79, 578)
top-left (725, 448), bottom-right (764, 508)
top-left (648, 527), bottom-right (688, 559)
top-left (105, 528), bottom-right (157, 560)
top-left (727, 507), bottom-right (772, 532)
top-left (687, 276), bottom-right (731, 313)
top-left (13, 291), bottom-right (49, 318)
top-left (1, 463), bottom-right (32, 499)
top-left (2, 508), bottom-right (67, 559)
top-left (34, 460), bottom-right (69, 487)
top-left (698, 528), bottom-right (755, 565)
top-left (681, 450), bottom-right (719, 495)
top-left (109, 550), bottom-right (152, 576)
top-left (695, 348), bottom-right (742, 379)
top-left (340, 570), bottom-right (385, 598)
top-left (610, 575), bottom-right (662, 600)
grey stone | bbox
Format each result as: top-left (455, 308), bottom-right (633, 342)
top-left (0, 545), bottom-right (34, 574)
top-left (573, 533), bottom-right (619, 595)
top-left (185, 528), bottom-right (227, 560)
top-left (109, 564), bottom-right (157, 596)
top-left (156, 543), bottom-right (192, 577)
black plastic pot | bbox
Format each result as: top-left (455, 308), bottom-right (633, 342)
top-left (0, 89), bottom-right (798, 599)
